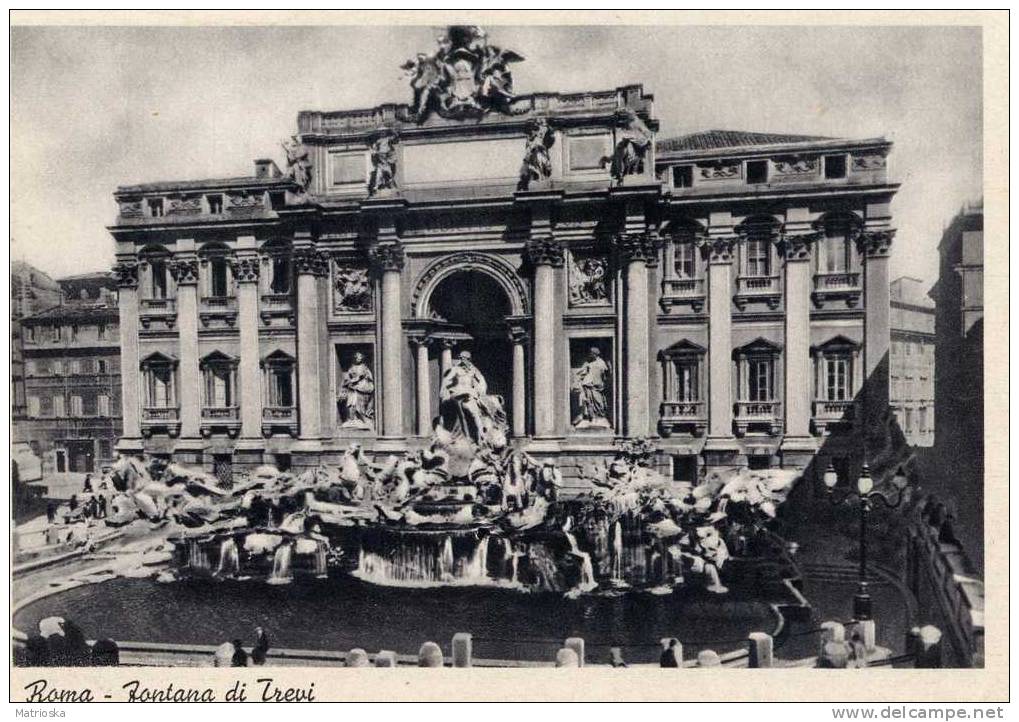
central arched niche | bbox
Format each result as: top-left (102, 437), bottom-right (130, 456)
top-left (428, 269), bottom-right (514, 426)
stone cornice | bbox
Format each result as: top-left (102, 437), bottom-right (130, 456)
top-left (524, 236), bottom-right (565, 268)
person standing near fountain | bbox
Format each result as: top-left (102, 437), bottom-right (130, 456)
top-left (251, 627), bottom-right (270, 665)
top-left (339, 352), bottom-right (376, 429)
top-left (659, 638), bottom-right (679, 668)
top-left (230, 639), bottom-right (249, 667)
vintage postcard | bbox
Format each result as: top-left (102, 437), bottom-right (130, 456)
top-left (8, 10), bottom-right (1008, 704)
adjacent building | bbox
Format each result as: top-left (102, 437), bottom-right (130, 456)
top-left (890, 276), bottom-right (935, 447)
top-left (11, 260), bottom-right (62, 421)
top-left (19, 273), bottom-right (122, 473)
top-left (109, 30), bottom-right (897, 487)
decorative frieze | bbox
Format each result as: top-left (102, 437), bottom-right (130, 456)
top-left (851, 152), bottom-right (888, 171)
top-left (228, 191), bottom-right (264, 211)
top-left (698, 160), bottom-right (740, 180)
top-left (568, 250), bottom-right (611, 306)
top-left (167, 195), bottom-right (203, 216)
top-left (113, 261), bottom-right (139, 289)
top-left (118, 199), bottom-right (144, 218)
top-left (857, 229), bottom-right (895, 258)
top-left (168, 258), bottom-right (200, 285)
top-left (370, 242), bottom-right (406, 273)
top-left (615, 233), bottom-right (661, 267)
top-left (230, 257), bottom-right (261, 283)
top-left (524, 236), bottom-right (565, 268)
top-left (773, 155), bottom-right (818, 175)
top-left (333, 260), bottom-right (373, 313)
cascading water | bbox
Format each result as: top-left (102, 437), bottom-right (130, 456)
top-left (313, 541), bottom-right (328, 578)
top-left (215, 538), bottom-right (240, 577)
top-left (564, 530), bottom-right (597, 596)
top-left (353, 528), bottom-right (504, 588)
top-left (267, 543), bottom-right (293, 585)
top-left (610, 520), bottom-right (624, 582)
top-left (438, 536), bottom-right (454, 579)
top-left (188, 539), bottom-right (210, 572)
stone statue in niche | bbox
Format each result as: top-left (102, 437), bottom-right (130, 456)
top-left (281, 135), bottom-right (312, 193)
top-left (517, 118), bottom-right (555, 191)
top-left (333, 263), bottom-right (372, 313)
top-left (602, 108), bottom-right (653, 185)
top-left (569, 253), bottom-right (609, 306)
top-left (368, 133), bottom-right (399, 196)
top-left (572, 347), bottom-right (612, 429)
top-left (439, 350), bottom-right (507, 452)
top-left (338, 352), bottom-right (375, 429)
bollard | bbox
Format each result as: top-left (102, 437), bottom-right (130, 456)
top-left (374, 650), bottom-right (398, 667)
top-left (859, 619), bottom-right (877, 652)
top-left (819, 621), bottom-right (846, 658)
top-left (747, 632), bottom-right (773, 668)
top-left (555, 648), bottom-right (579, 667)
top-left (696, 649), bottom-right (721, 667)
top-left (418, 641), bottom-right (443, 667)
top-left (564, 637), bottom-right (585, 667)
top-left (914, 625), bottom-right (943, 668)
top-left (818, 641), bottom-right (849, 668)
top-left (659, 638), bottom-right (683, 667)
top-left (452, 633), bottom-right (472, 668)
top-left (90, 638), bottom-right (119, 666)
top-left (346, 648), bottom-right (370, 667)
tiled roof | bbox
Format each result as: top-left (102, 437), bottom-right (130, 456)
top-left (22, 302), bottom-right (118, 324)
top-left (657, 130), bottom-right (838, 153)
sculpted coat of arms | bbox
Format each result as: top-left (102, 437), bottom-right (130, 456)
top-left (401, 26), bottom-right (524, 123)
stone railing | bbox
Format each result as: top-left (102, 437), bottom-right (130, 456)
top-left (734, 276), bottom-right (781, 311)
top-left (140, 297), bottom-right (176, 312)
top-left (200, 295), bottom-right (236, 309)
top-left (659, 277), bottom-right (706, 313)
top-left (811, 399), bottom-right (856, 434)
top-left (201, 406), bottom-right (240, 437)
top-left (201, 406), bottom-right (239, 420)
top-left (658, 400), bottom-right (707, 437)
top-left (811, 272), bottom-right (862, 309)
top-left (262, 406), bottom-right (298, 437)
top-left (142, 406), bottom-right (179, 421)
top-left (734, 400), bottom-right (782, 436)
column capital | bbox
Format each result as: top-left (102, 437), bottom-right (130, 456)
top-left (408, 333), bottom-right (431, 348)
top-left (507, 326), bottom-right (530, 345)
top-left (614, 232), bottom-right (662, 267)
top-left (230, 256), bottom-right (261, 283)
top-left (293, 248), bottom-right (329, 277)
top-left (703, 236), bottom-right (737, 264)
top-left (113, 260), bottom-right (139, 289)
top-left (780, 232), bottom-right (822, 262)
top-left (370, 241), bottom-right (406, 273)
top-left (524, 235), bottom-right (564, 268)
top-left (169, 257), bottom-right (200, 285)
top-left (857, 229), bottom-right (895, 258)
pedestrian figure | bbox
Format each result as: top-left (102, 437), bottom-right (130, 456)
top-left (83, 475), bottom-right (93, 493)
top-left (252, 627), bottom-right (270, 666)
top-left (46, 501), bottom-right (56, 524)
top-left (97, 495), bottom-right (107, 519)
top-left (659, 638), bottom-right (679, 668)
top-left (231, 639), bottom-right (249, 667)
top-left (69, 494), bottom-right (78, 512)
top-left (609, 647), bottom-right (628, 668)
top-left (847, 631), bottom-right (867, 669)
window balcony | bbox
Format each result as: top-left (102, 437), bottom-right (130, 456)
top-left (659, 277), bottom-right (706, 313)
top-left (811, 399), bottom-right (856, 435)
top-left (733, 400), bottom-right (783, 436)
top-left (141, 406), bottom-right (180, 437)
top-left (658, 400), bottom-right (707, 437)
top-left (260, 293), bottom-right (295, 327)
top-left (262, 405), bottom-right (299, 437)
top-left (811, 272), bottom-right (862, 309)
top-left (734, 276), bottom-right (781, 311)
top-left (199, 295), bottom-right (238, 329)
top-left (201, 405), bottom-right (241, 437)
top-left (140, 298), bottom-right (176, 330)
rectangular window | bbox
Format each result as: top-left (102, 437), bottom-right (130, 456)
top-left (97, 359), bottom-right (107, 373)
top-left (206, 194), bottom-right (223, 214)
top-left (52, 326), bottom-right (62, 342)
top-left (825, 356), bottom-right (851, 401)
top-left (150, 260), bottom-right (168, 299)
top-left (746, 239), bottom-right (771, 277)
top-left (52, 360), bottom-right (62, 375)
top-left (98, 439), bottom-right (112, 460)
top-left (748, 359), bottom-right (773, 401)
top-left (53, 395), bottom-right (65, 417)
top-left (98, 394), bottom-right (110, 417)
top-left (70, 396), bottom-right (83, 417)
top-left (745, 160), bottom-right (768, 184)
top-left (27, 397), bottom-right (40, 417)
top-left (209, 257), bottom-right (230, 297)
top-left (70, 325), bottom-right (79, 341)
top-left (824, 234), bottom-right (849, 273)
top-left (674, 242), bottom-right (696, 279)
top-left (824, 154), bottom-right (847, 179)
top-left (147, 367), bottom-right (174, 408)
top-left (147, 198), bottom-right (164, 217)
top-left (904, 408), bottom-right (914, 432)
top-left (203, 365), bottom-right (233, 407)
top-left (671, 455), bottom-right (698, 482)
top-left (83, 395), bottom-right (97, 416)
top-left (673, 359), bottom-right (699, 402)
top-left (97, 324), bottom-right (108, 340)
top-left (672, 165), bottom-right (693, 188)
top-left (25, 327), bottom-right (35, 343)
top-left (268, 367), bottom-right (294, 407)
top-left (270, 257), bottom-right (291, 294)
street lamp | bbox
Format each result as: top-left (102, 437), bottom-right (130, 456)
top-left (823, 462), bottom-right (908, 621)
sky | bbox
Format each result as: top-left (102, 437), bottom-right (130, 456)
top-left (10, 24), bottom-right (982, 290)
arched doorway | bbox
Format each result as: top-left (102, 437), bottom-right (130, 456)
top-left (428, 270), bottom-right (514, 428)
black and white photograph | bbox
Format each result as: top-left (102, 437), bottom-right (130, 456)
top-left (8, 10), bottom-right (1006, 705)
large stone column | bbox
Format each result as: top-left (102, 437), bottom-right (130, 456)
top-left (170, 256), bottom-right (201, 440)
top-left (372, 242), bottom-right (406, 438)
top-left (509, 327), bottom-right (528, 438)
top-left (780, 233), bottom-right (818, 464)
top-left (113, 260), bottom-right (142, 445)
top-left (525, 236), bottom-right (564, 438)
top-left (412, 335), bottom-right (431, 437)
top-left (617, 233), bottom-right (660, 437)
top-left (861, 229), bottom-right (895, 447)
top-left (294, 247), bottom-right (328, 440)
top-left (232, 249), bottom-right (262, 440)
top-left (705, 237), bottom-right (737, 452)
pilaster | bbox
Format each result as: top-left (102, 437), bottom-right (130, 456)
top-left (169, 251), bottom-right (201, 440)
top-left (524, 235), bottom-right (564, 438)
top-left (780, 231), bottom-right (820, 465)
top-left (704, 234), bottom-right (740, 463)
top-left (232, 238), bottom-right (263, 443)
top-left (293, 238), bottom-right (328, 441)
top-left (860, 228), bottom-right (894, 447)
top-left (371, 238), bottom-right (406, 438)
top-left (113, 259), bottom-right (143, 449)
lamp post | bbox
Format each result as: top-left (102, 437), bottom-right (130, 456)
top-left (823, 462), bottom-right (909, 621)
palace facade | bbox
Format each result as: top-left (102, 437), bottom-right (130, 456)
top-left (110, 42), bottom-right (897, 487)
